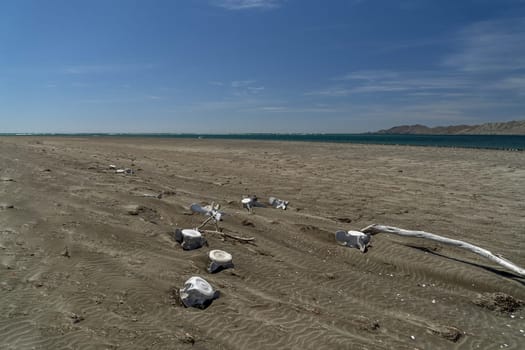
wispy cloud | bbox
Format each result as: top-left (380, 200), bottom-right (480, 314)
top-left (260, 106), bottom-right (287, 112)
top-left (444, 17), bottom-right (525, 72)
top-left (230, 80), bottom-right (264, 96)
top-left (247, 86), bottom-right (264, 92)
top-left (309, 70), bottom-right (471, 96)
top-left (305, 88), bottom-right (353, 97)
top-left (231, 80), bottom-right (256, 87)
top-left (336, 70), bottom-right (401, 81)
top-left (491, 76), bottom-right (525, 95)
top-left (212, 0), bottom-right (283, 10)
top-left (208, 81), bottom-right (224, 86)
top-left (63, 63), bottom-right (154, 74)
top-left (78, 94), bottom-right (166, 104)
top-left (258, 106), bottom-right (338, 113)
top-left (71, 82), bottom-right (89, 88)
top-left (316, 17), bottom-right (525, 102)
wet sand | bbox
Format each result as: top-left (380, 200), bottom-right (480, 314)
top-left (1, 136), bottom-right (524, 349)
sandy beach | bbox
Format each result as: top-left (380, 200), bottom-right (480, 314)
top-left (0, 136), bottom-right (524, 349)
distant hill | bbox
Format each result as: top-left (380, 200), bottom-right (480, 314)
top-left (375, 120), bottom-right (525, 135)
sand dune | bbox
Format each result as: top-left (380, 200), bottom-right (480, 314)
top-left (1, 137), bottom-right (524, 349)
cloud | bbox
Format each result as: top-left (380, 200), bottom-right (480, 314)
top-left (444, 17), bottom-right (525, 72)
top-left (491, 76), bottom-right (525, 95)
top-left (209, 81), bottom-right (224, 86)
top-left (231, 80), bottom-right (256, 87)
top-left (247, 86), bottom-right (264, 92)
top-left (63, 63), bottom-right (154, 74)
top-left (309, 70), bottom-right (471, 96)
top-left (229, 80), bottom-right (264, 96)
top-left (212, 0), bottom-right (283, 10)
top-left (336, 70), bottom-right (401, 81)
top-left (260, 106), bottom-right (287, 112)
top-left (305, 88), bottom-right (353, 97)
top-left (71, 82), bottom-right (89, 87)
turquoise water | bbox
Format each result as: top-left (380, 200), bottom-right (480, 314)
top-left (2, 133), bottom-right (525, 150)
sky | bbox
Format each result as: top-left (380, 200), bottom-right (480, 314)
top-left (1, 0), bottom-right (525, 133)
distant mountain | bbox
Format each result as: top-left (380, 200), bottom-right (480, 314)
top-left (375, 120), bottom-right (525, 135)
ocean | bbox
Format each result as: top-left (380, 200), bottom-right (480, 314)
top-left (2, 133), bottom-right (525, 151)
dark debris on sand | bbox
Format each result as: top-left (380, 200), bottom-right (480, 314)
top-left (473, 292), bottom-right (523, 313)
top-left (168, 287), bottom-right (183, 307)
top-left (426, 324), bottom-right (463, 343)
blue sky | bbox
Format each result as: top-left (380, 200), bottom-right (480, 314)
top-left (1, 0), bottom-right (525, 133)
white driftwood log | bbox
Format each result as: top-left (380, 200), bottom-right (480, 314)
top-left (361, 224), bottom-right (525, 277)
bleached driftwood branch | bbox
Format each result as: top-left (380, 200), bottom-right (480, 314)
top-left (197, 216), bottom-right (219, 230)
top-left (361, 224), bottom-right (525, 277)
top-left (201, 230), bottom-right (255, 243)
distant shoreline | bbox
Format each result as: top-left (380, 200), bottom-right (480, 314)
top-left (375, 120), bottom-right (525, 135)
top-left (1, 133), bottom-right (524, 151)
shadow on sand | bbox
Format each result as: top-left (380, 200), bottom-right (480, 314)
top-left (404, 243), bottom-right (525, 287)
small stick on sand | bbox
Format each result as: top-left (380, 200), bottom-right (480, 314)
top-left (197, 216), bottom-right (219, 230)
top-left (201, 230), bottom-right (255, 243)
top-left (361, 224), bottom-right (525, 277)
top-left (61, 246), bottom-right (71, 258)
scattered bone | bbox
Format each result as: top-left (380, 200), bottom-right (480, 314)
top-left (335, 230), bottom-right (371, 253)
top-left (179, 276), bottom-right (219, 309)
top-left (361, 224), bottom-right (525, 276)
top-left (269, 196), bottom-right (289, 210)
top-left (242, 197), bottom-right (254, 213)
top-left (191, 203), bottom-right (224, 231)
top-left (174, 229), bottom-right (206, 250)
top-left (242, 195), bottom-right (266, 213)
top-left (208, 249), bottom-right (234, 273)
top-left (191, 203), bottom-right (224, 221)
top-left (201, 230), bottom-right (255, 243)
top-left (116, 168), bottom-right (134, 175)
top-left (142, 192), bottom-right (163, 199)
